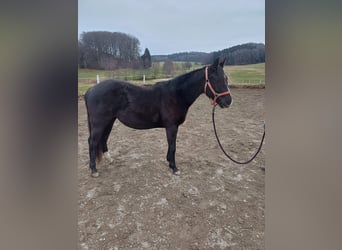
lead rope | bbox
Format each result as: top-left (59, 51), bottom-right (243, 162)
top-left (212, 105), bottom-right (265, 164)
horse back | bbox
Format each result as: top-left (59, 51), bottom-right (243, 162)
top-left (84, 80), bottom-right (131, 117)
top-left (84, 79), bottom-right (188, 129)
top-left (85, 80), bottom-right (163, 127)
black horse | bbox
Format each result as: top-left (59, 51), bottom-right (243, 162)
top-left (84, 57), bottom-right (232, 177)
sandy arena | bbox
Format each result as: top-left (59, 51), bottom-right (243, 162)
top-left (78, 88), bottom-right (265, 249)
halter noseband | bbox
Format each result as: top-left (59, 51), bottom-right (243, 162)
top-left (204, 66), bottom-right (231, 106)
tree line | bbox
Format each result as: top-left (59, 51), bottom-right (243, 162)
top-left (211, 43), bottom-right (265, 65)
top-left (152, 52), bottom-right (211, 64)
top-left (78, 31), bottom-right (151, 70)
top-left (152, 43), bottom-right (265, 65)
top-left (78, 31), bottom-right (264, 70)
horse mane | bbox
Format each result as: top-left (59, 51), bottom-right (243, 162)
top-left (152, 66), bottom-right (206, 91)
top-left (152, 66), bottom-right (205, 87)
top-left (171, 66), bottom-right (205, 83)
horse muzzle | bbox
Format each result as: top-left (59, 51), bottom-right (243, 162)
top-left (216, 95), bottom-right (232, 108)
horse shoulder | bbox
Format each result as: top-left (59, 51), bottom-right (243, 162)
top-left (160, 92), bottom-right (189, 126)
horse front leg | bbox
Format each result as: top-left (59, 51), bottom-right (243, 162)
top-left (166, 125), bottom-right (180, 175)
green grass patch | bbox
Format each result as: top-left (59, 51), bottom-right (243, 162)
top-left (78, 83), bottom-right (95, 96)
top-left (78, 62), bottom-right (203, 83)
top-left (225, 63), bottom-right (265, 84)
top-left (78, 62), bottom-right (265, 95)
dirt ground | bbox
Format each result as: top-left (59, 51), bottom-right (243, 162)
top-left (78, 88), bottom-right (265, 250)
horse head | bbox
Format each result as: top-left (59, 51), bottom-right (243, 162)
top-left (204, 57), bottom-right (232, 108)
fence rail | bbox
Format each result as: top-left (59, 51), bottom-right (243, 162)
top-left (78, 75), bottom-right (265, 85)
top-left (78, 75), bottom-right (265, 96)
top-left (78, 74), bottom-right (265, 84)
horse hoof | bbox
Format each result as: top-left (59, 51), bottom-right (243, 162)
top-left (91, 172), bottom-right (99, 178)
top-left (173, 170), bottom-right (181, 175)
top-left (104, 152), bottom-right (114, 163)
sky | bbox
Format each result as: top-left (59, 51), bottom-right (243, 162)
top-left (78, 0), bottom-right (264, 55)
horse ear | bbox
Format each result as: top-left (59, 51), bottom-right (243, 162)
top-left (212, 57), bottom-right (220, 69)
top-left (219, 57), bottom-right (226, 67)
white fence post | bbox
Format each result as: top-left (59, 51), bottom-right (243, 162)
top-left (143, 74), bottom-right (146, 84)
top-left (96, 75), bottom-right (100, 84)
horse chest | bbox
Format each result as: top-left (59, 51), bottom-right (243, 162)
top-left (161, 104), bottom-right (188, 126)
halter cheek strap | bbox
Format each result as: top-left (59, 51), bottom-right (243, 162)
top-left (204, 66), bottom-right (231, 106)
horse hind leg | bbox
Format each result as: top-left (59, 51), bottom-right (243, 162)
top-left (88, 136), bottom-right (99, 177)
top-left (102, 118), bottom-right (116, 164)
top-left (88, 125), bottom-right (107, 177)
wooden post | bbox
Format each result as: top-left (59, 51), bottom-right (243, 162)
top-left (96, 75), bottom-right (100, 84)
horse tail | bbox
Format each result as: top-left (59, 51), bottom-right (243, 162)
top-left (84, 92), bottom-right (91, 134)
top-left (84, 90), bottom-right (103, 163)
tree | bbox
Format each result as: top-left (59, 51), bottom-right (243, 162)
top-left (210, 43), bottom-right (265, 65)
top-left (141, 48), bottom-right (152, 69)
top-left (163, 59), bottom-right (174, 75)
top-left (78, 31), bottom-right (141, 69)
top-left (182, 62), bottom-right (192, 71)
top-left (78, 41), bottom-right (86, 68)
top-left (152, 62), bottom-right (160, 78)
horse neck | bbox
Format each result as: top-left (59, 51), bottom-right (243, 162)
top-left (175, 67), bottom-right (206, 108)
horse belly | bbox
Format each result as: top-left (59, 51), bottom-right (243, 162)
top-left (117, 109), bottom-right (162, 129)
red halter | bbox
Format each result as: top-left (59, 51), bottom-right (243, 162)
top-left (204, 66), bottom-right (231, 106)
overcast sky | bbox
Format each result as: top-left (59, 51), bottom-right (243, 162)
top-left (78, 0), bottom-right (264, 55)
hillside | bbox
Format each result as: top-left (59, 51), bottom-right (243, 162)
top-left (212, 43), bottom-right (265, 65)
top-left (151, 43), bottom-right (265, 65)
top-left (152, 52), bottom-right (211, 64)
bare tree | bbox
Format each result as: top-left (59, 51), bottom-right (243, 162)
top-left (163, 59), bottom-right (174, 75)
top-left (182, 62), bottom-right (192, 71)
top-left (79, 31), bottom-right (141, 69)
top-left (152, 62), bottom-right (160, 78)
